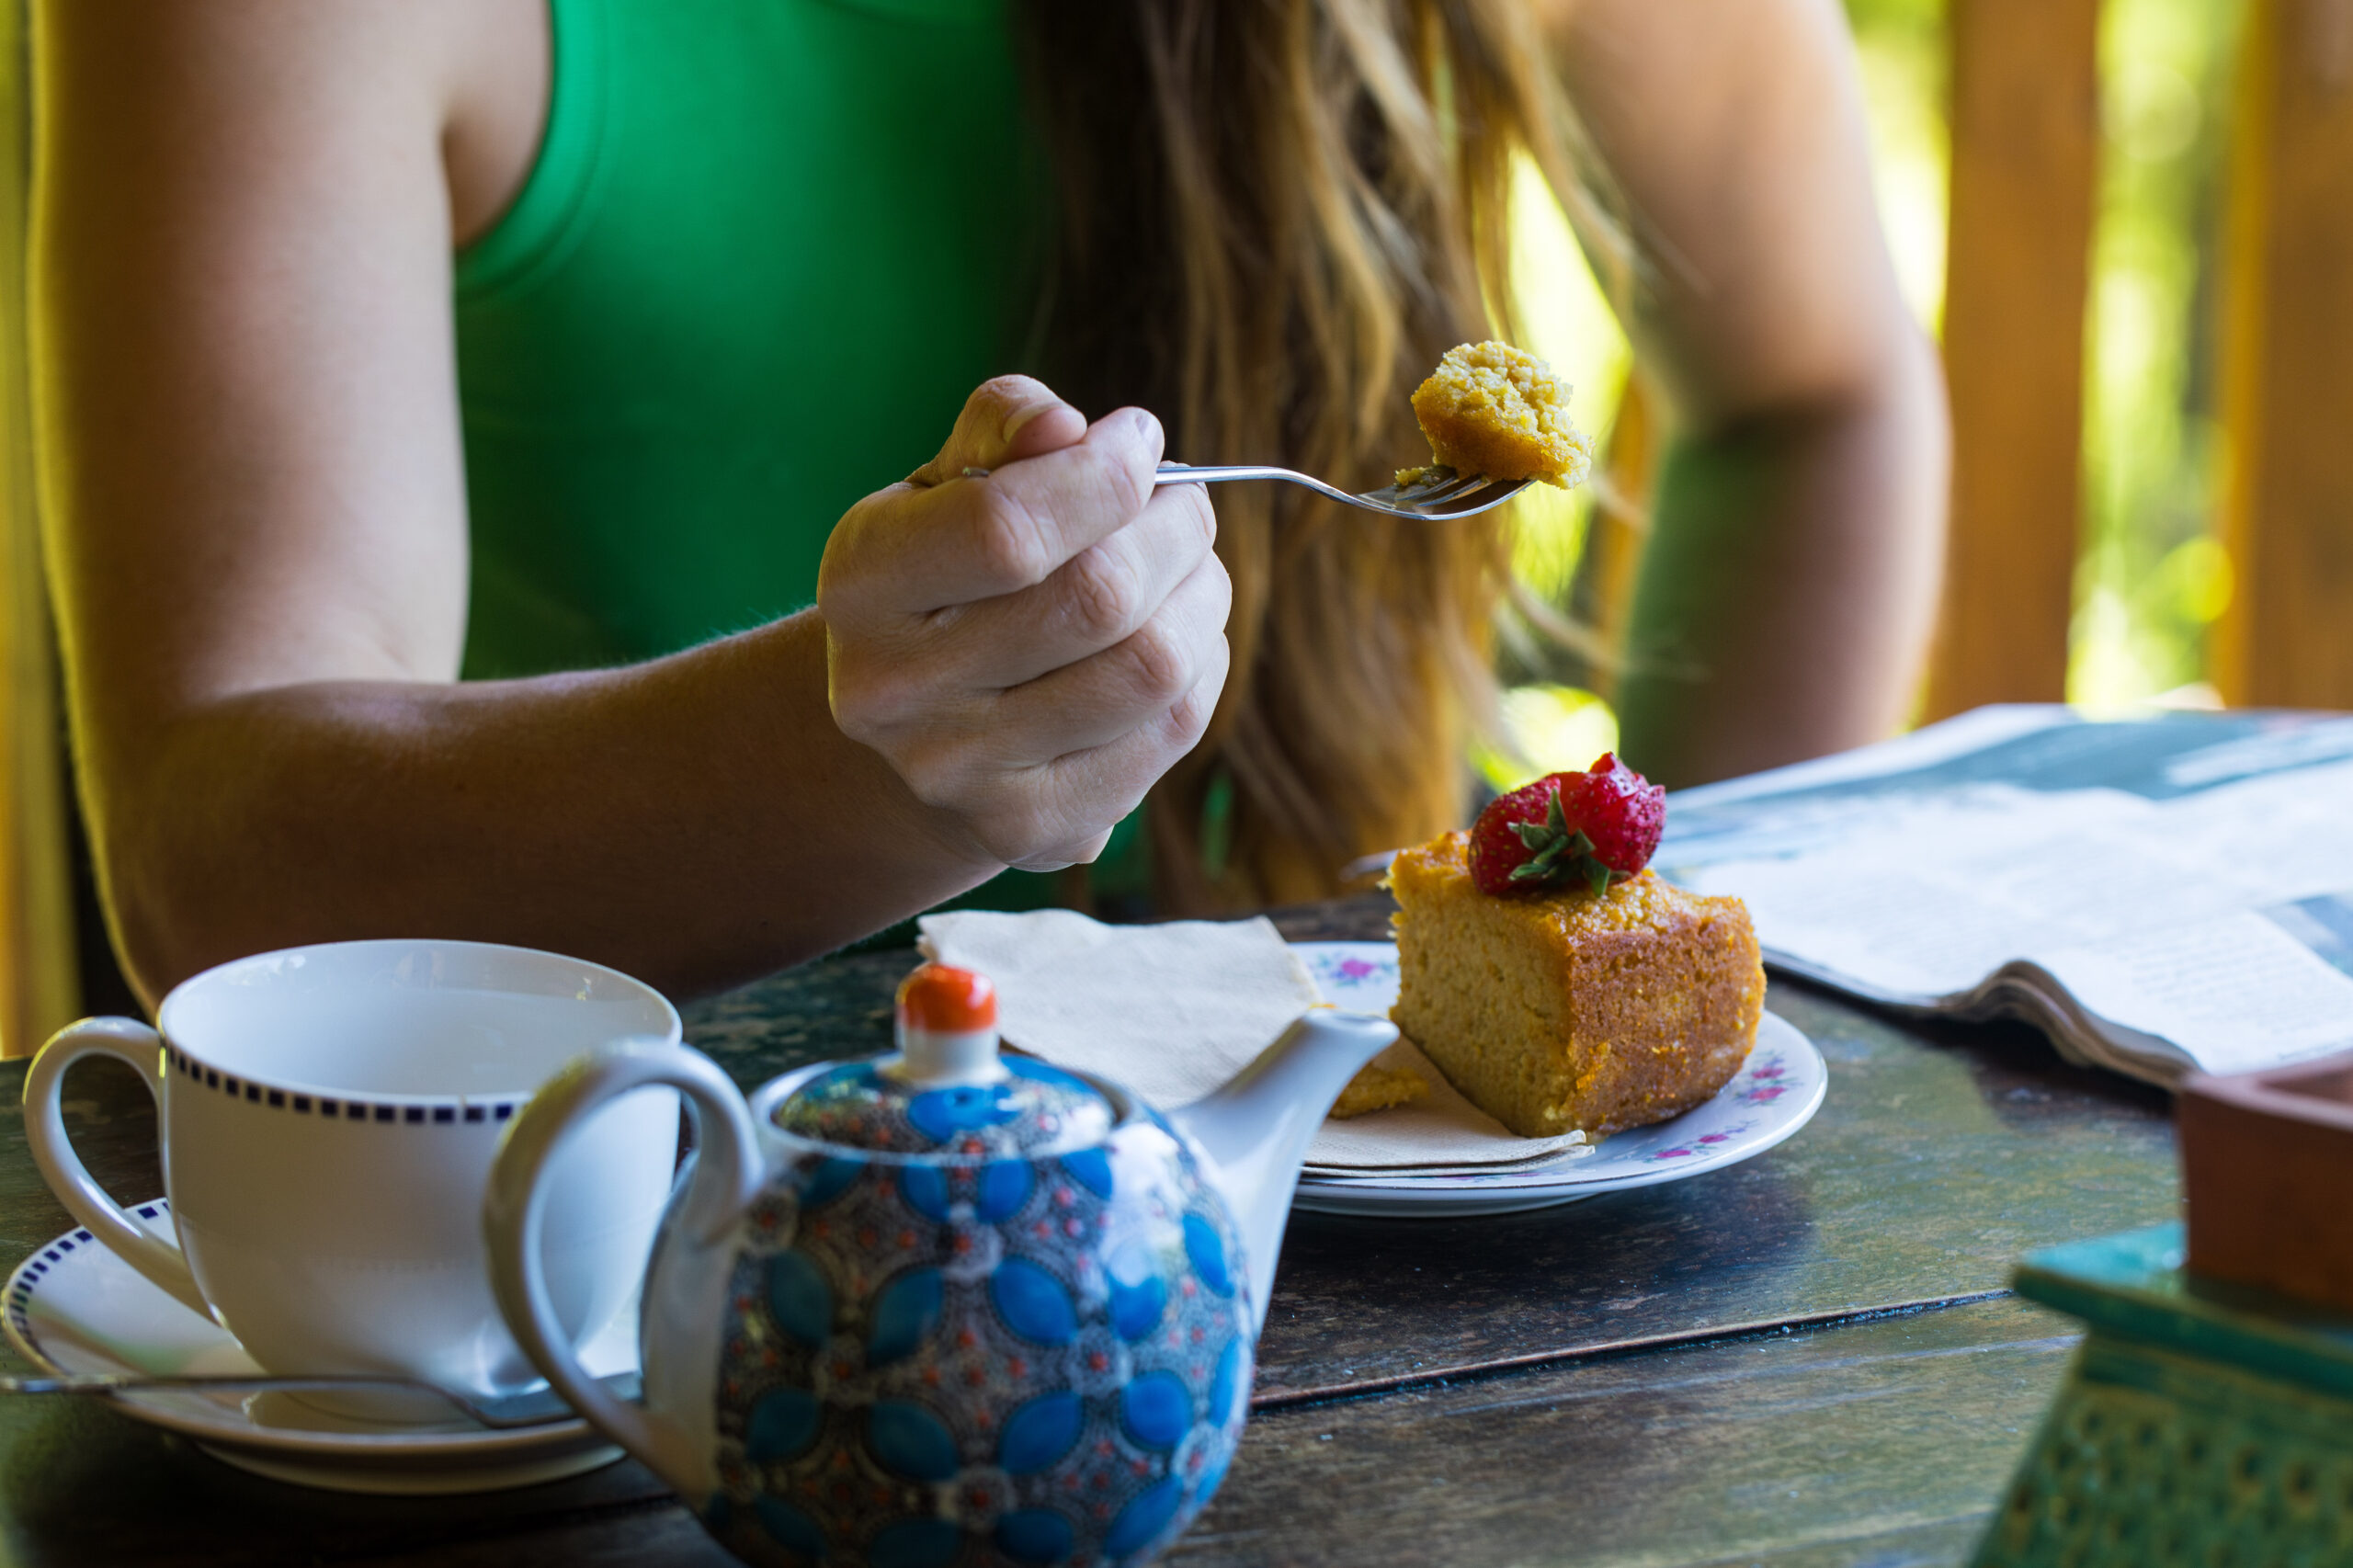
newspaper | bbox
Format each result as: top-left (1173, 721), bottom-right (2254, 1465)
top-left (1654, 705), bottom-right (2353, 1085)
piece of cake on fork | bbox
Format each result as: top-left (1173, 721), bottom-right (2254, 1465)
top-left (1385, 756), bottom-right (1765, 1139)
top-left (1397, 339), bottom-right (1594, 489)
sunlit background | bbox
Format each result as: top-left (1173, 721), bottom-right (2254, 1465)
top-left (1492, 0), bottom-right (2241, 786)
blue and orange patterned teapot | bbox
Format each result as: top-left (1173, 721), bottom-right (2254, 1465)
top-left (483, 963), bottom-right (1395, 1567)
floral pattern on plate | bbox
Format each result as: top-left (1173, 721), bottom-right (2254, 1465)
top-left (1298, 948), bottom-right (1398, 994)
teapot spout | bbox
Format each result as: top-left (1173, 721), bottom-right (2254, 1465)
top-left (1163, 1009), bottom-right (1398, 1334)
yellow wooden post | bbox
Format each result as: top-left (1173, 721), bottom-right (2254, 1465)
top-left (0, 0), bottom-right (81, 1055)
top-left (2214, 0), bottom-right (2353, 708)
top-left (1927, 0), bottom-right (2104, 719)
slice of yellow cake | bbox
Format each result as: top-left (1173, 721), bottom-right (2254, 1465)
top-left (1387, 832), bottom-right (1764, 1138)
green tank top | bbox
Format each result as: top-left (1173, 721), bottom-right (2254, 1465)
top-left (454, 0), bottom-right (1046, 672)
top-left (451, 0), bottom-right (1148, 915)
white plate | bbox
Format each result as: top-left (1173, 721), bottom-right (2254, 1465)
top-left (1290, 941), bottom-right (1827, 1217)
top-left (1, 1200), bottom-right (634, 1494)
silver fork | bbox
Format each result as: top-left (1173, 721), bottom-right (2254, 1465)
top-left (959, 462), bottom-right (1533, 520)
top-left (0, 1369), bottom-right (642, 1430)
top-left (1154, 461), bottom-right (1530, 519)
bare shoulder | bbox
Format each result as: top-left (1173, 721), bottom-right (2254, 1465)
top-left (31, 0), bottom-right (545, 733)
top-left (1535, 0), bottom-right (1915, 424)
top-left (38, 3), bottom-right (472, 142)
top-left (33, 0), bottom-right (545, 245)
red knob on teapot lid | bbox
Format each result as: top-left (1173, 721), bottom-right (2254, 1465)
top-left (771, 961), bottom-right (1110, 1153)
top-left (896, 964), bottom-right (997, 1033)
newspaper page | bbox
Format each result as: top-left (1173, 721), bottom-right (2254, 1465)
top-left (1655, 706), bottom-right (2353, 1084)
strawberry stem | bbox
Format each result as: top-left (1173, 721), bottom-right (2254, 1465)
top-left (1501, 790), bottom-right (1620, 894)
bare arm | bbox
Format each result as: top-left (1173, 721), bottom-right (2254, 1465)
top-left (1549, 0), bottom-right (1949, 788)
top-left (35, 1), bottom-right (1225, 1006)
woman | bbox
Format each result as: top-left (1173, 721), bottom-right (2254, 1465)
top-left (33, 0), bottom-right (1944, 1007)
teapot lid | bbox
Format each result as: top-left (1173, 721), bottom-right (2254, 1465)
top-left (767, 964), bottom-right (1115, 1158)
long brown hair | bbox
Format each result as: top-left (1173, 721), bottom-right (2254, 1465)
top-left (1016, 0), bottom-right (1613, 910)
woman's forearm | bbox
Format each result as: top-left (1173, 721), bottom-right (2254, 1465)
top-left (1613, 336), bottom-right (1949, 790)
top-left (97, 611), bottom-right (1002, 1006)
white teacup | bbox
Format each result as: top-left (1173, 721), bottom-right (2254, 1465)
top-left (22, 939), bottom-right (680, 1419)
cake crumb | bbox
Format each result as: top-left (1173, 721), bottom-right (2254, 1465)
top-left (1327, 1062), bottom-right (1429, 1119)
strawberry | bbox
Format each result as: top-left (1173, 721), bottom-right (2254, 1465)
top-left (1466, 775), bottom-right (1577, 895)
top-left (1557, 753), bottom-right (1665, 877)
top-left (1466, 753), bottom-right (1665, 897)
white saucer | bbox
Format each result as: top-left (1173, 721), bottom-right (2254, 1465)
top-left (1290, 942), bottom-right (1828, 1217)
top-left (2, 1200), bottom-right (635, 1494)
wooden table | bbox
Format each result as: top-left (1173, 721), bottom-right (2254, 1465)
top-left (0, 899), bottom-right (2178, 1566)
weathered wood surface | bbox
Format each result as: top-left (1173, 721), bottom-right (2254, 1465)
top-left (0, 903), bottom-right (2177, 1566)
top-left (1172, 1297), bottom-right (2077, 1568)
top-left (335, 1298), bottom-right (2078, 1568)
top-left (2215, 0), bottom-right (2353, 708)
top-left (1926, 0), bottom-right (2101, 718)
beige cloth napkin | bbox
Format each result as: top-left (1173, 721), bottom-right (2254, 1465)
top-left (917, 909), bottom-right (1584, 1172)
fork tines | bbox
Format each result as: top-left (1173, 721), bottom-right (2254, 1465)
top-left (1383, 465), bottom-right (1478, 501)
top-left (1367, 466), bottom-right (1523, 515)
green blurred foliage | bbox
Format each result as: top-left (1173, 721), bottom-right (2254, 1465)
top-left (1490, 0), bottom-right (2239, 789)
top-left (2074, 0), bottom-right (2241, 710)
top-left (1842, 0), bottom-right (2241, 712)
top-left (1845, 0), bottom-right (1951, 328)
top-left (1506, 157), bottom-right (1629, 613)
top-left (1488, 156), bottom-right (1631, 786)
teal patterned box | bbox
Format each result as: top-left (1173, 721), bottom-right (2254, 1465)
top-left (1972, 1223), bottom-right (2353, 1565)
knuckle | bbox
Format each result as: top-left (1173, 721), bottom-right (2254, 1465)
top-left (1109, 448), bottom-right (1155, 520)
top-left (896, 761), bottom-right (951, 810)
top-left (1181, 483), bottom-right (1218, 547)
top-left (896, 743), bottom-right (979, 815)
top-left (830, 691), bottom-right (881, 745)
top-left (1116, 617), bottom-right (1196, 707)
top-left (1021, 827), bottom-right (1110, 872)
top-left (1086, 419), bottom-right (1158, 518)
top-left (815, 505), bottom-right (878, 611)
top-left (828, 630), bottom-right (953, 744)
top-left (1057, 546), bottom-right (1142, 644)
top-left (1167, 678), bottom-right (1217, 745)
top-left (829, 669), bottom-right (905, 743)
top-left (1165, 651), bottom-right (1227, 746)
top-left (1141, 486), bottom-right (1217, 572)
top-left (1121, 405), bottom-right (1167, 461)
top-left (981, 800), bottom-right (1054, 863)
top-left (813, 563), bottom-right (846, 619)
top-left (1199, 550), bottom-right (1234, 616)
top-left (905, 775), bottom-right (967, 819)
top-left (1150, 704), bottom-right (1200, 758)
top-left (967, 490), bottom-right (1054, 589)
top-left (975, 373), bottom-right (1036, 410)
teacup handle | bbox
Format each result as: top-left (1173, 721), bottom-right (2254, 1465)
top-left (21, 1017), bottom-right (210, 1317)
top-left (484, 1039), bottom-right (761, 1496)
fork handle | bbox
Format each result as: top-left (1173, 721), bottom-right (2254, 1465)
top-left (1152, 461), bottom-right (1370, 510)
top-left (964, 458), bottom-right (1360, 507)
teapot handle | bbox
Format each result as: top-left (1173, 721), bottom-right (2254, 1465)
top-left (483, 1040), bottom-right (761, 1495)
